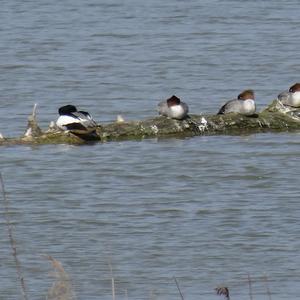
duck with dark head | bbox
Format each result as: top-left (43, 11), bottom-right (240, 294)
top-left (56, 105), bottom-right (98, 137)
top-left (277, 83), bottom-right (300, 108)
top-left (158, 95), bottom-right (189, 120)
top-left (217, 89), bottom-right (256, 116)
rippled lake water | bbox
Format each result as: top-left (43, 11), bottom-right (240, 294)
top-left (0, 0), bottom-right (300, 299)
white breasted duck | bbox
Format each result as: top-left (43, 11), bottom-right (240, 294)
top-left (289, 83), bottom-right (300, 107)
top-left (217, 90), bottom-right (256, 116)
top-left (280, 83), bottom-right (300, 107)
top-left (158, 95), bottom-right (189, 120)
top-left (56, 105), bottom-right (98, 135)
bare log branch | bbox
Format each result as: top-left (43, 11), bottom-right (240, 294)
top-left (0, 100), bottom-right (299, 146)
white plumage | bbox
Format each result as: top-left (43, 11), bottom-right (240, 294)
top-left (158, 95), bottom-right (189, 120)
top-left (218, 90), bottom-right (256, 116)
top-left (277, 83), bottom-right (300, 108)
top-left (56, 105), bottom-right (98, 135)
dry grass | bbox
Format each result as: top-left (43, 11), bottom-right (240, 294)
top-left (46, 255), bottom-right (77, 300)
top-left (0, 173), bottom-right (29, 300)
top-left (248, 273), bottom-right (253, 300)
top-left (0, 173), bottom-right (278, 300)
top-left (215, 286), bottom-right (230, 300)
top-left (173, 277), bottom-right (185, 300)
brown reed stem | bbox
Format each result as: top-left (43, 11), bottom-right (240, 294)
top-left (264, 274), bottom-right (272, 300)
top-left (248, 273), bottom-right (253, 300)
top-left (173, 277), bottom-right (185, 300)
top-left (0, 173), bottom-right (29, 300)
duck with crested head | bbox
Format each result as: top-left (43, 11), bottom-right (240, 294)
top-left (158, 95), bottom-right (189, 120)
top-left (56, 105), bottom-right (98, 135)
top-left (217, 89), bottom-right (256, 116)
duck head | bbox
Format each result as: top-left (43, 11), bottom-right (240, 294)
top-left (288, 83), bottom-right (300, 105)
top-left (238, 90), bottom-right (255, 100)
top-left (58, 105), bottom-right (78, 115)
top-left (166, 95), bottom-right (181, 107)
top-left (289, 83), bottom-right (300, 93)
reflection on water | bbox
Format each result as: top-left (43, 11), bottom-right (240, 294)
top-left (0, 0), bottom-right (300, 299)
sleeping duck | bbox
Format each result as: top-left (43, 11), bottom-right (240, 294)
top-left (56, 105), bottom-right (98, 135)
top-left (277, 83), bottom-right (300, 108)
top-left (158, 95), bottom-right (189, 120)
top-left (217, 89), bottom-right (256, 116)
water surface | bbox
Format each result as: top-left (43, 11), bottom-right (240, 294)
top-left (0, 0), bottom-right (300, 299)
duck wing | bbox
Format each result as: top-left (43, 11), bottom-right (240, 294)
top-left (73, 111), bottom-right (98, 128)
top-left (63, 122), bottom-right (89, 131)
top-left (217, 99), bottom-right (238, 115)
top-left (157, 101), bottom-right (168, 116)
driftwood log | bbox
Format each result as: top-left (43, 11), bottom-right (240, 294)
top-left (0, 100), bottom-right (300, 146)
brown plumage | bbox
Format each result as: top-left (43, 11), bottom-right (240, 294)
top-left (215, 286), bottom-right (230, 300)
top-left (238, 89), bottom-right (255, 100)
top-left (289, 83), bottom-right (300, 93)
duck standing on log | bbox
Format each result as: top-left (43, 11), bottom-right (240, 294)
top-left (56, 105), bottom-right (98, 136)
top-left (158, 95), bottom-right (189, 120)
top-left (217, 89), bottom-right (256, 116)
top-left (277, 83), bottom-right (300, 108)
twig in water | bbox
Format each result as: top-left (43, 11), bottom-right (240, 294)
top-left (248, 273), bottom-right (253, 300)
top-left (215, 286), bottom-right (230, 300)
top-left (108, 260), bottom-right (115, 300)
top-left (0, 173), bottom-right (29, 300)
top-left (149, 289), bottom-right (155, 300)
top-left (111, 277), bottom-right (115, 300)
top-left (264, 274), bottom-right (272, 300)
top-left (173, 277), bottom-right (185, 300)
top-left (24, 103), bottom-right (42, 137)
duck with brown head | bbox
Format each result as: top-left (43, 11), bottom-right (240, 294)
top-left (217, 89), bottom-right (256, 116)
top-left (277, 83), bottom-right (300, 108)
top-left (158, 95), bottom-right (189, 120)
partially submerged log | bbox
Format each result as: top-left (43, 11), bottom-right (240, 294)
top-left (0, 100), bottom-right (300, 146)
